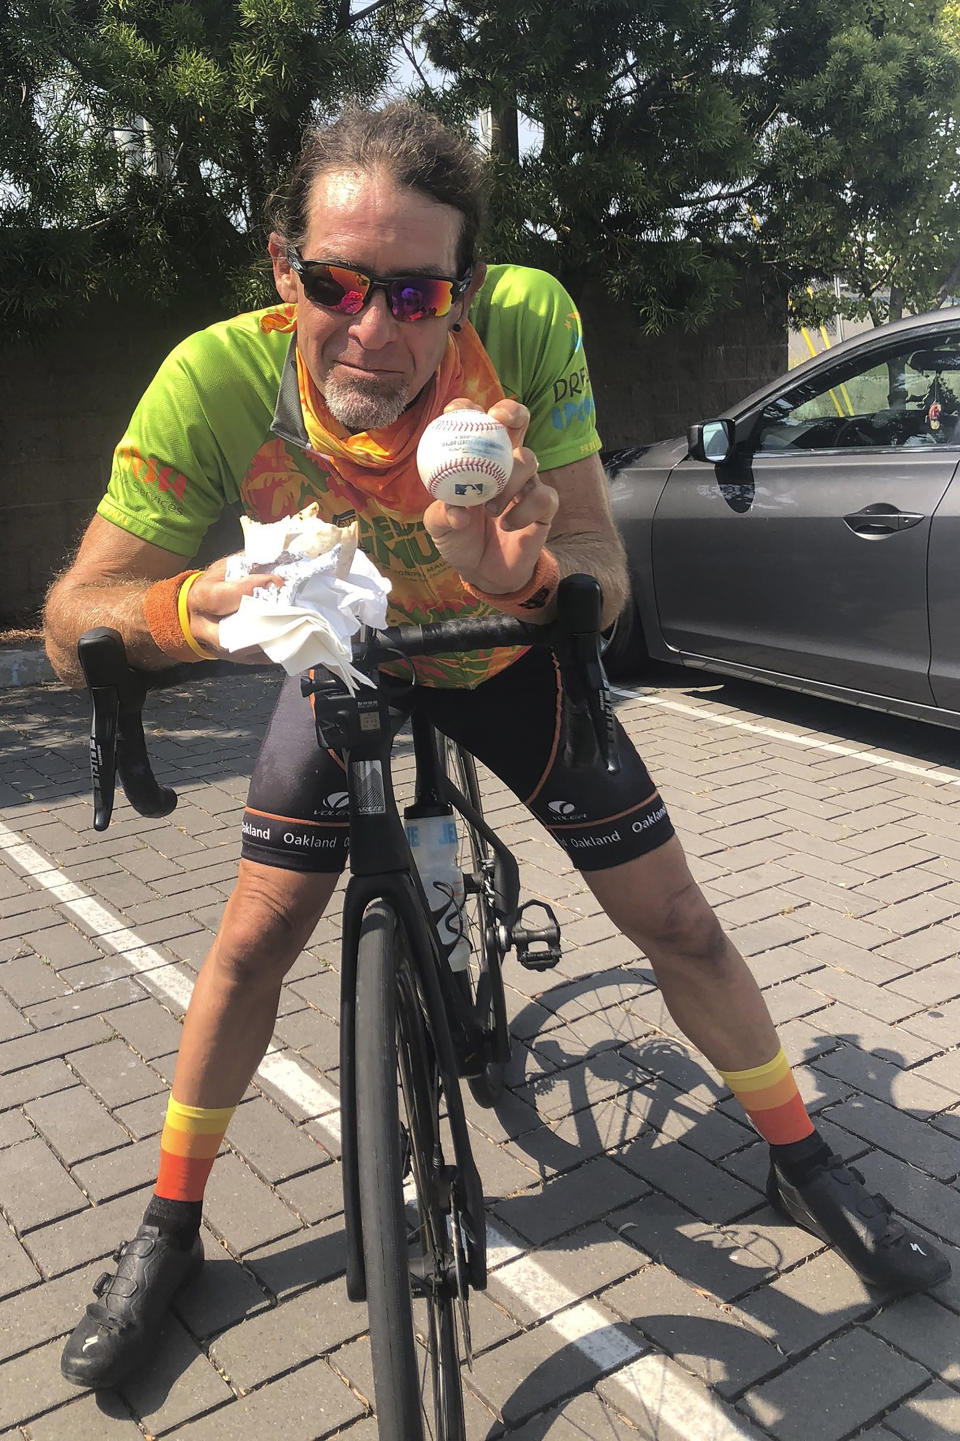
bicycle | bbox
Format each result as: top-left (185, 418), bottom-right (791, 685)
top-left (77, 573), bottom-right (618, 1441)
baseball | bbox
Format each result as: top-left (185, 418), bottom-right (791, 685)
top-left (416, 411), bottom-right (514, 506)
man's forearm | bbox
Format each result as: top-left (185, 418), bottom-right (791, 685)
top-left (535, 529), bottom-right (629, 630)
top-left (44, 577), bottom-right (176, 687)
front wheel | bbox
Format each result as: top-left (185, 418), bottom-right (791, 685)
top-left (354, 899), bottom-right (467, 1441)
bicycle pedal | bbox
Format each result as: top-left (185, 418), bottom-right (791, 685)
top-left (511, 900), bottom-right (562, 972)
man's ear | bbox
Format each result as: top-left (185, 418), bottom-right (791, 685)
top-left (269, 233), bottom-right (298, 304)
top-left (457, 260), bottom-right (487, 323)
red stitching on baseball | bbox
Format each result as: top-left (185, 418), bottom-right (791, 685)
top-left (434, 417), bottom-right (500, 435)
top-left (430, 457), bottom-right (505, 480)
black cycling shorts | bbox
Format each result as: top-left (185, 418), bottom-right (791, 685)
top-left (241, 647), bottom-right (674, 874)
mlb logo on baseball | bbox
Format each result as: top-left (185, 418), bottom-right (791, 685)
top-left (417, 411), bottom-right (513, 507)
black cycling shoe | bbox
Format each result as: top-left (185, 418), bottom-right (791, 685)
top-left (767, 1153), bottom-right (950, 1292)
top-left (60, 1224), bottom-right (204, 1389)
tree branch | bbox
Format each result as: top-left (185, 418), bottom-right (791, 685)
top-left (336, 0), bottom-right (397, 32)
top-left (935, 257), bottom-right (960, 307)
top-left (669, 180), bottom-right (759, 209)
top-left (397, 31), bottom-right (438, 98)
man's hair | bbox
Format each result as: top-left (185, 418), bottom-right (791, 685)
top-left (267, 102), bottom-right (487, 274)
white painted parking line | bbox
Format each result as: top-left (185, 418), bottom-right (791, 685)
top-left (257, 1050), bottom-right (342, 1143)
top-left (613, 686), bottom-right (960, 787)
top-left (0, 823), bottom-right (198, 1013)
top-left (603, 1350), bottom-right (762, 1441)
top-left (0, 815), bottom-right (756, 1439)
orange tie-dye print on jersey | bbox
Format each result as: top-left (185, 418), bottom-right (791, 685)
top-left (240, 320), bottom-right (528, 688)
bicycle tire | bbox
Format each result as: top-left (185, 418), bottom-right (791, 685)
top-left (442, 739), bottom-right (506, 1107)
top-left (355, 899), bottom-right (467, 1441)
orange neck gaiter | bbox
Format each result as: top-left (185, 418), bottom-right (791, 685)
top-left (295, 322), bottom-right (506, 514)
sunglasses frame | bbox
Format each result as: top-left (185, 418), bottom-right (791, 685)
top-left (286, 248), bottom-right (473, 322)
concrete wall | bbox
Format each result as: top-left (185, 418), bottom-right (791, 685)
top-left (0, 282), bottom-right (786, 625)
top-left (580, 275), bottom-right (788, 450)
top-left (0, 303), bottom-right (244, 628)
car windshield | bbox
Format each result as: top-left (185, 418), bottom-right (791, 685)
top-left (755, 333), bottom-right (960, 452)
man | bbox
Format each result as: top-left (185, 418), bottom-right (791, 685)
top-left (46, 102), bottom-right (949, 1392)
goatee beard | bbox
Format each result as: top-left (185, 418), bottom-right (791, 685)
top-left (322, 371), bottom-right (411, 432)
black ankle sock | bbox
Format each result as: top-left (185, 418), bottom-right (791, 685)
top-left (143, 1195), bottom-right (202, 1250)
top-left (771, 1128), bottom-right (831, 1185)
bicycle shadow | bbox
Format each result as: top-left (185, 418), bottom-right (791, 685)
top-left (88, 999), bottom-right (957, 1438)
top-left (466, 974), bottom-right (960, 1437)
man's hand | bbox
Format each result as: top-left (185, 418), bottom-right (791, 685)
top-left (423, 399), bottom-right (559, 594)
top-left (186, 557), bottom-right (281, 664)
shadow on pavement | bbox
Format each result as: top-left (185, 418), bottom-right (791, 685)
top-left (475, 977), bottom-right (956, 1435)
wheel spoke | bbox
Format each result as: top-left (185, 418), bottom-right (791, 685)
top-left (451, 1207), bottom-right (473, 1370)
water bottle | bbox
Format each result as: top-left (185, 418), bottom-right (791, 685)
top-left (404, 804), bottom-right (470, 972)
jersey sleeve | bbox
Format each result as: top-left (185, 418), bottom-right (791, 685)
top-left (96, 336), bottom-right (235, 558)
top-left (470, 266), bottom-right (603, 473)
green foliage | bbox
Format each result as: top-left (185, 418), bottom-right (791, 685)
top-left (5, 0), bottom-right (960, 334)
top-left (756, 5), bottom-right (960, 323)
top-left (414, 0), bottom-right (960, 327)
top-left (0, 0), bottom-right (396, 332)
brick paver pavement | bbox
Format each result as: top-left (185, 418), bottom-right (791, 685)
top-left (2, 665), bottom-right (960, 1438)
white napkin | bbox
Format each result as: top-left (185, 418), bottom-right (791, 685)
top-left (218, 508), bottom-right (391, 690)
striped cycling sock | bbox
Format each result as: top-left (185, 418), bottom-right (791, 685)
top-left (718, 1048), bottom-right (814, 1146)
top-left (154, 1098), bottom-right (236, 1204)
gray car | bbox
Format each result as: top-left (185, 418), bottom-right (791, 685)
top-left (605, 307), bottom-right (960, 729)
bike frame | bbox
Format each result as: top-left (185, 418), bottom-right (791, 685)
top-left (326, 678), bottom-right (516, 1306)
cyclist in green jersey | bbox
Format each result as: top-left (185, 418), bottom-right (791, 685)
top-left (45, 102), bottom-right (948, 1394)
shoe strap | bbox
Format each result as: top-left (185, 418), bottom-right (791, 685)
top-left (81, 1226), bottom-right (165, 1329)
top-left (831, 1160), bottom-right (906, 1243)
top-left (120, 1233), bottom-right (159, 1260)
top-left (84, 1302), bottom-right (129, 1333)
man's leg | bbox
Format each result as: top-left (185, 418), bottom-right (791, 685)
top-left (60, 860), bottom-right (338, 1388)
top-left (584, 837), bottom-right (950, 1291)
top-left (419, 649), bottom-right (948, 1291)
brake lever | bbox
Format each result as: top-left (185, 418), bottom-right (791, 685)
top-left (560, 640), bottom-right (620, 774)
top-left (553, 575), bottom-right (621, 775)
top-left (585, 650), bottom-right (620, 775)
top-left (77, 628), bottom-right (178, 830)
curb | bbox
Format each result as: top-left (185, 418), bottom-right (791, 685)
top-left (0, 646), bottom-right (56, 688)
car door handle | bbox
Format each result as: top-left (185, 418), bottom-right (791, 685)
top-left (843, 504), bottom-right (926, 537)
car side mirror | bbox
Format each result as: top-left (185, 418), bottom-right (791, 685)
top-left (688, 419), bottom-right (735, 464)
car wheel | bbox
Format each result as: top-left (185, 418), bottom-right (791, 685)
top-left (603, 588), bottom-right (647, 679)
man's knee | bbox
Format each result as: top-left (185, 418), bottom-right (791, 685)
top-left (645, 880), bottom-right (728, 968)
top-left (211, 865), bottom-right (334, 989)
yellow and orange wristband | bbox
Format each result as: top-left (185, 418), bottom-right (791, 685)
top-left (463, 548), bottom-right (560, 617)
top-left (144, 569), bottom-right (218, 663)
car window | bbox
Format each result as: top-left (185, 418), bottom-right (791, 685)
top-left (754, 331), bottom-right (960, 453)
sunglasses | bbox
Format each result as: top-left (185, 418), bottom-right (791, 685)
top-left (287, 248), bottom-right (473, 323)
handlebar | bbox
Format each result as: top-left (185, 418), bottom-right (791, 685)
top-left (346, 574), bottom-right (618, 775)
top-left (76, 574), bottom-right (618, 830)
top-left (76, 627), bottom-right (178, 831)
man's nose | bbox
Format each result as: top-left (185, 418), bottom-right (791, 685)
top-left (348, 289), bottom-right (397, 346)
